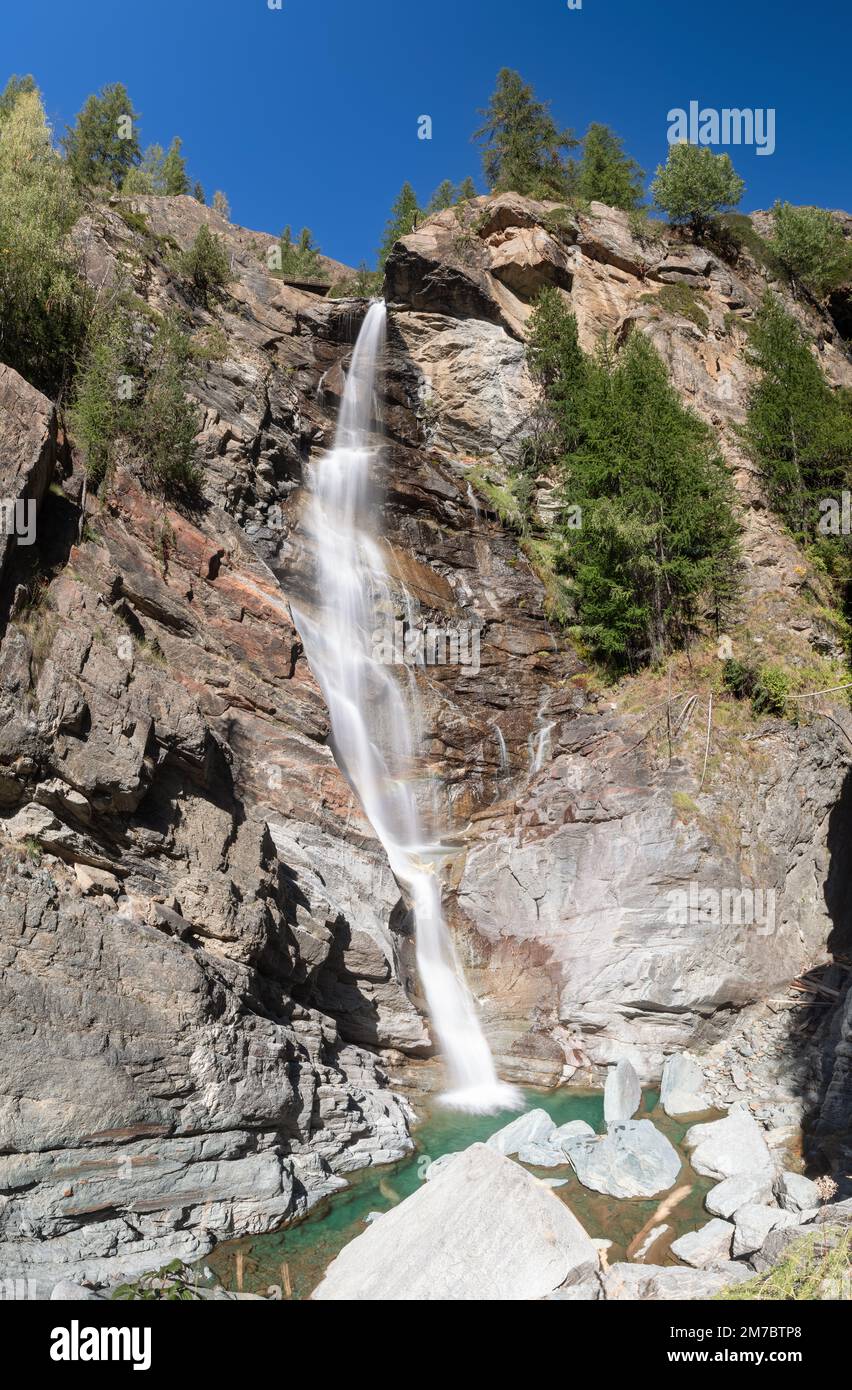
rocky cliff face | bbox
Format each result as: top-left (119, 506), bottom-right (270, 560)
top-left (2, 191), bottom-right (851, 1283)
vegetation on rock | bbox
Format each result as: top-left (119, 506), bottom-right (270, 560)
top-left (652, 142), bottom-right (745, 240)
top-left (527, 288), bottom-right (740, 669)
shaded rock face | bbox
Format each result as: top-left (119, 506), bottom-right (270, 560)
top-left (2, 187), bottom-right (852, 1279)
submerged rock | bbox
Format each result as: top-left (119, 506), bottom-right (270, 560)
top-left (604, 1059), bottom-right (642, 1125)
top-left (312, 1143), bottom-right (599, 1301)
top-left (660, 1053), bottom-right (712, 1117)
top-left (567, 1119), bottom-right (681, 1199)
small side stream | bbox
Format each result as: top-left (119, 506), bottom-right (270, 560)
top-left (205, 1088), bottom-right (717, 1299)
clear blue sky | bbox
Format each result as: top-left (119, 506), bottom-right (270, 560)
top-left (6, 0), bottom-right (850, 268)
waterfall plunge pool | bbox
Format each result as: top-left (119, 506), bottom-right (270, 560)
top-left (203, 1087), bottom-right (717, 1299)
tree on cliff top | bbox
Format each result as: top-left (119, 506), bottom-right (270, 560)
top-left (0, 73), bottom-right (36, 122)
top-left (769, 202), bottom-right (852, 299)
top-left (378, 182), bottom-right (420, 266)
top-left (64, 82), bottom-right (141, 189)
top-left (652, 142), bottom-right (744, 240)
top-left (473, 69), bottom-right (577, 200)
top-left (577, 124), bottom-right (645, 211)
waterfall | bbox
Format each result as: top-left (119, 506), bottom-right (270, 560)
top-left (292, 302), bottom-right (521, 1114)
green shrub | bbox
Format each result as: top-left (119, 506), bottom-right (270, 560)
top-left (751, 664), bottom-right (790, 717)
top-left (716, 1229), bottom-right (851, 1301)
top-left (178, 224), bottom-right (231, 306)
top-left (641, 283), bottom-right (710, 332)
top-left (769, 202), bottom-right (852, 298)
top-left (136, 316), bottom-right (202, 499)
top-left (68, 304), bottom-right (137, 486)
top-left (627, 207), bottom-right (664, 245)
top-left (0, 89), bottom-right (89, 394)
top-left (722, 658), bottom-right (757, 700)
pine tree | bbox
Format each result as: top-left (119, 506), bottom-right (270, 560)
top-left (121, 143), bottom-right (165, 194)
top-left (161, 137), bottom-right (190, 195)
top-left (577, 124), bottom-right (644, 211)
top-left (473, 69), bottom-right (577, 199)
top-left (528, 292), bottom-right (739, 668)
top-left (178, 224), bottom-right (231, 306)
top-left (378, 182), bottom-right (420, 266)
top-left (457, 176), bottom-right (478, 201)
top-left (63, 83), bottom-right (141, 189)
top-left (741, 292), bottom-right (852, 542)
top-left (651, 143), bottom-right (744, 240)
top-left (193, 182), bottom-right (206, 204)
top-left (427, 179), bottom-right (457, 214)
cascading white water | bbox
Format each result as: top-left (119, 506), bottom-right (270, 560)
top-left (293, 302), bottom-right (520, 1114)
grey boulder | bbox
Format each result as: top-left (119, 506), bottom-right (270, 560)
top-left (776, 1170), bottom-right (821, 1213)
top-left (660, 1053), bottom-right (712, 1117)
top-left (486, 1108), bottom-right (555, 1156)
top-left (732, 1203), bottom-right (801, 1257)
top-left (567, 1119), bottom-right (681, 1199)
top-left (313, 1144), bottom-right (598, 1301)
top-left (684, 1106), bottom-right (774, 1180)
top-left (670, 1218), bottom-right (734, 1268)
top-left (603, 1262), bottom-right (752, 1300)
top-left (604, 1059), bottom-right (642, 1125)
top-left (705, 1170), bottom-right (776, 1218)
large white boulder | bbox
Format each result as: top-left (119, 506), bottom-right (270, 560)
top-left (705, 1170), bottom-right (776, 1218)
top-left (684, 1106), bottom-right (774, 1180)
top-left (660, 1054), bottom-right (712, 1117)
top-left (604, 1059), bottom-right (642, 1125)
top-left (486, 1108), bottom-right (555, 1156)
top-left (312, 1144), bottom-right (599, 1301)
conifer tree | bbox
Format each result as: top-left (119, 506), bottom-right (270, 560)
top-left (161, 136), bottom-right (190, 195)
top-left (528, 291), bottom-right (739, 668)
top-left (63, 83), bottom-right (141, 189)
top-left (378, 182), bottom-right (420, 266)
top-left (577, 123), bottom-right (644, 210)
top-left (741, 292), bottom-right (852, 541)
top-left (473, 69), bottom-right (577, 199)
